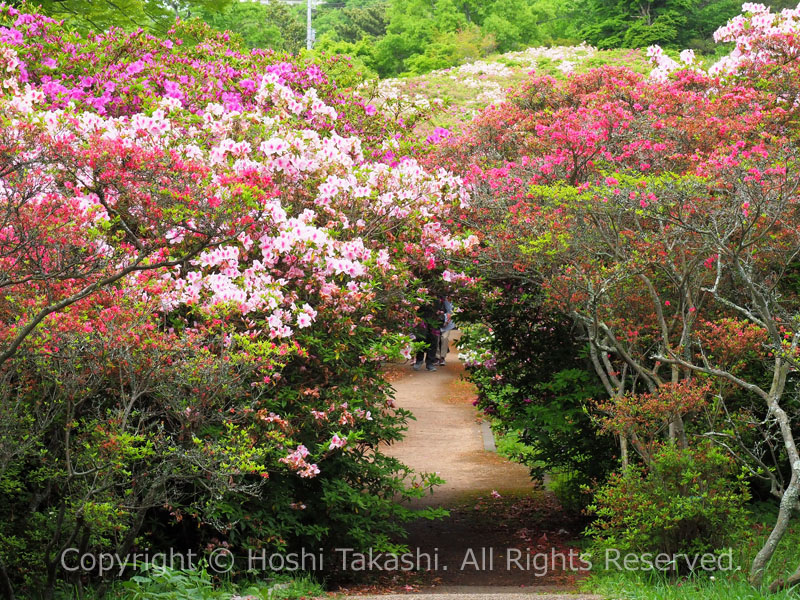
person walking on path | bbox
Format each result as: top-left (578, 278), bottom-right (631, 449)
top-left (437, 296), bottom-right (455, 366)
top-left (413, 299), bottom-right (442, 371)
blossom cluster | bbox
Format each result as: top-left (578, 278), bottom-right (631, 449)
top-left (648, 3), bottom-right (800, 79)
top-left (0, 6), bottom-right (474, 484)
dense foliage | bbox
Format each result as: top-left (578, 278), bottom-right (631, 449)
top-left (0, 5), bottom-right (477, 596)
top-left (203, 0), bottom-right (306, 53)
top-left (579, 0), bottom-right (743, 50)
top-left (441, 2), bottom-right (800, 590)
top-left (586, 442), bottom-right (750, 559)
top-left (457, 285), bottom-right (616, 509)
top-left (18, 0), bottom-right (794, 78)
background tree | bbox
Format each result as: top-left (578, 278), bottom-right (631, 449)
top-left (330, 2), bottom-right (388, 42)
top-left (13, 0), bottom-right (231, 34)
top-left (203, 0), bottom-right (305, 51)
top-left (578, 0), bottom-right (795, 50)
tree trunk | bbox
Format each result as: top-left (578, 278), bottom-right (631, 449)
top-left (620, 435), bottom-right (629, 471)
top-left (750, 471), bottom-right (798, 586)
top-left (638, 0), bottom-right (652, 25)
top-left (95, 504), bottom-right (150, 598)
top-left (768, 560), bottom-right (800, 593)
top-left (749, 387), bottom-right (800, 587)
top-left (0, 560), bottom-right (15, 600)
top-left (669, 414), bottom-right (688, 450)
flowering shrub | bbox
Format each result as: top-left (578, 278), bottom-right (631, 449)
top-left (594, 381), bottom-right (712, 467)
top-left (648, 3), bottom-right (800, 78)
top-left (0, 6), bottom-right (472, 595)
top-left (441, 3), bottom-right (800, 589)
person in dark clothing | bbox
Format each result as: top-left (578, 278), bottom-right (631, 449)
top-left (437, 295), bottom-right (455, 366)
top-left (413, 299), bottom-right (442, 371)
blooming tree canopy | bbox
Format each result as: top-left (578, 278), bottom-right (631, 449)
top-left (0, 5), bottom-right (473, 595)
top-left (443, 2), bottom-right (800, 589)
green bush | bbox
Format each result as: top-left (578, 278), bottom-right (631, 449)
top-left (547, 470), bottom-right (591, 514)
top-left (457, 283), bottom-right (617, 510)
top-left (585, 443), bottom-right (750, 564)
top-left (110, 565), bottom-right (324, 600)
top-left (586, 499), bottom-right (800, 598)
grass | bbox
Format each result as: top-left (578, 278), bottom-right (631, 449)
top-left (589, 572), bottom-right (800, 600)
top-left (583, 501), bottom-right (800, 599)
top-left (67, 566), bottom-right (328, 600)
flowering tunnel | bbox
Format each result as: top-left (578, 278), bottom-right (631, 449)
top-left (3, 2), bottom-right (800, 598)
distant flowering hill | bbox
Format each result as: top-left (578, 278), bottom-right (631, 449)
top-left (359, 44), bottom-right (651, 132)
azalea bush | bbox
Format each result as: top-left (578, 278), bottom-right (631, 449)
top-left (440, 2), bottom-right (800, 590)
top-left (0, 5), bottom-right (475, 596)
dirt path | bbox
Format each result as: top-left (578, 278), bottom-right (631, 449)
top-left (347, 355), bottom-right (602, 597)
top-left (385, 358), bottom-right (534, 507)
